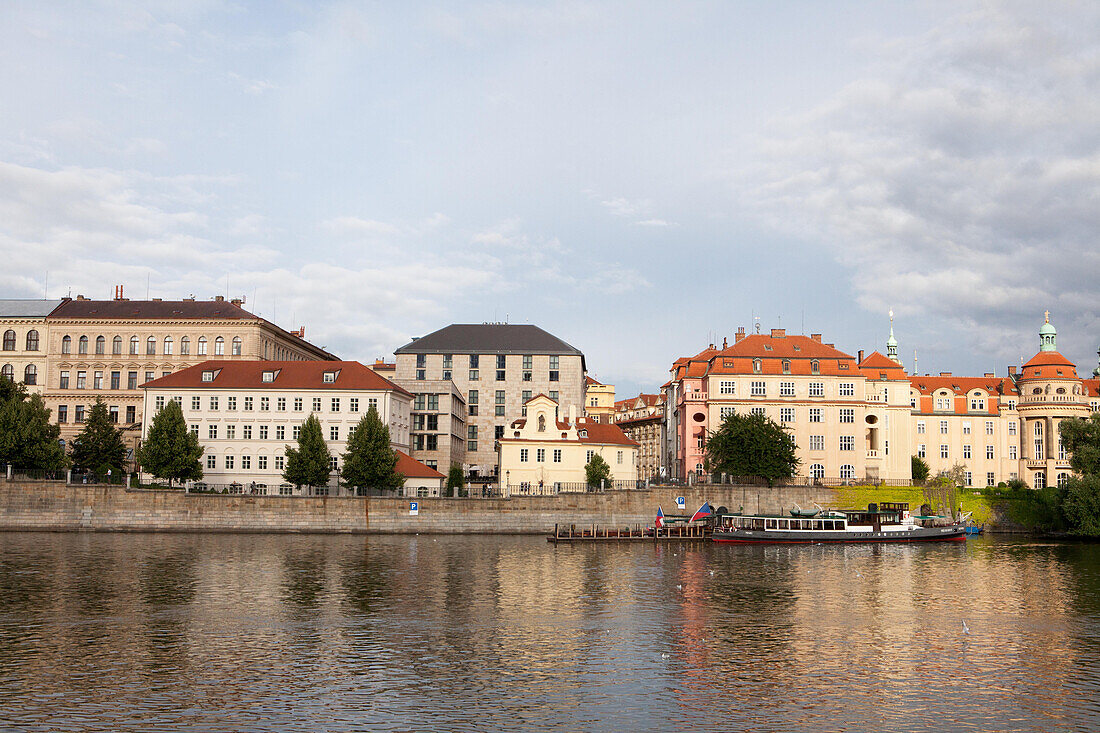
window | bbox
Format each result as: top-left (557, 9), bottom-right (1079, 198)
top-left (74, 405), bottom-right (85, 423)
top-left (987, 472), bottom-right (996, 487)
top-left (839, 436), bottom-right (854, 451)
top-left (963, 445), bottom-right (972, 460)
top-left (963, 421), bottom-right (971, 435)
top-left (93, 371), bottom-right (103, 389)
top-left (720, 380), bottom-right (736, 395)
top-left (549, 355), bottom-right (559, 382)
top-left (142, 336), bottom-right (153, 355)
top-left (971, 396), bottom-right (985, 411)
top-left (1008, 422), bottom-right (1017, 436)
top-left (225, 455), bottom-right (234, 470)
top-left (495, 425), bottom-right (504, 440)
top-left (810, 360), bottom-right (819, 375)
top-left (78, 335), bottom-right (88, 354)
top-left (918, 444), bottom-right (926, 458)
top-left (809, 435), bottom-right (825, 451)
top-left (617, 451), bottom-right (624, 465)
top-left (180, 336), bottom-right (190, 355)
top-left (124, 371), bottom-right (136, 390)
top-left (521, 390), bottom-right (533, 416)
top-left (1009, 445), bottom-right (1017, 459)
top-left (468, 390), bottom-right (478, 416)
top-left (1, 330), bottom-right (13, 351)
top-left (940, 444), bottom-right (949, 459)
top-left (293, 425), bottom-right (301, 440)
top-left (276, 426), bottom-right (285, 440)
top-left (809, 408), bottom-right (822, 423)
top-left (213, 337), bottom-right (224, 355)
top-left (189, 396), bottom-right (200, 411)
top-left (720, 406), bottom-right (736, 419)
top-left (809, 463), bottom-right (825, 479)
top-left (809, 382), bottom-right (824, 397)
top-left (323, 371), bottom-right (337, 384)
top-left (26, 330), bottom-right (40, 351)
top-left (839, 383), bottom-right (855, 397)
top-left (839, 408), bottom-right (854, 423)
top-left (22, 364), bottom-right (36, 385)
top-left (76, 371), bottom-right (86, 389)
top-left (198, 336), bottom-right (207, 355)
top-left (59, 370), bottom-right (70, 389)
top-left (752, 359), bottom-right (762, 374)
top-left (207, 454), bottom-right (216, 469)
top-left (781, 359), bottom-right (791, 374)
top-left (312, 397), bottom-right (321, 412)
top-left (232, 337), bottom-right (242, 356)
top-left (209, 396), bottom-right (219, 410)
top-left (1034, 472), bottom-right (1046, 490)
top-left (294, 398), bottom-right (303, 412)
top-left (520, 449), bottom-right (529, 463)
top-left (839, 464), bottom-right (855, 480)
top-left (940, 420), bottom-right (948, 434)
top-left (331, 398), bottom-right (340, 412)
top-left (146, 371), bottom-right (155, 385)
top-left (1, 364), bottom-right (13, 381)
top-left (330, 426), bottom-right (339, 441)
top-left (257, 455), bottom-right (268, 470)
top-left (57, 405), bottom-right (68, 424)
top-left (61, 335), bottom-right (72, 354)
top-left (751, 381), bottom-right (766, 397)
top-left (986, 445), bottom-right (994, 460)
top-left (241, 455), bottom-right (251, 470)
top-left (495, 390), bottom-right (505, 417)
top-left (779, 382), bottom-right (794, 396)
top-left (90, 335), bottom-right (104, 355)
top-left (536, 448), bottom-right (545, 462)
top-left (750, 407), bottom-right (766, 415)
top-left (275, 456), bottom-right (285, 470)
top-left (240, 397), bottom-right (252, 412)
top-left (227, 425), bottom-right (237, 439)
top-left (985, 421), bottom-right (994, 435)
top-left (496, 354), bottom-right (506, 381)
top-left (208, 425), bottom-right (218, 439)
top-left (917, 421), bottom-right (925, 434)
top-left (780, 407), bottom-right (794, 423)
top-left (108, 371), bottom-right (119, 390)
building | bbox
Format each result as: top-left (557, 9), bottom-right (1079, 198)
top-left (583, 376), bottom-right (615, 423)
top-left (666, 327), bottom-right (913, 484)
top-left (612, 393), bottom-right (665, 482)
top-left (43, 293), bottom-right (336, 461)
top-left (140, 360), bottom-right (412, 493)
top-left (394, 323), bottom-right (586, 482)
top-left (496, 395), bottom-right (638, 493)
top-left (396, 451), bottom-right (446, 497)
top-left (0, 299), bottom-right (61, 395)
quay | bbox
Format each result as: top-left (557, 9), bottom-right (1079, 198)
top-left (548, 522), bottom-right (711, 543)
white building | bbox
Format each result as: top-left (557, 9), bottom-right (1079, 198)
top-left (141, 360), bottom-right (419, 493)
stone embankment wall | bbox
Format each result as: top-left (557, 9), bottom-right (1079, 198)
top-left (0, 481), bottom-right (836, 535)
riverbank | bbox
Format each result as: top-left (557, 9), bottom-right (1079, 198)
top-left (0, 480), bottom-right (1019, 534)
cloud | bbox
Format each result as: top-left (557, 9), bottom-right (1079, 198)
top-left (633, 218), bottom-right (673, 227)
top-left (735, 1), bottom-right (1100, 366)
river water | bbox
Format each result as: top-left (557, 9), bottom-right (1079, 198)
top-left (0, 533), bottom-right (1098, 732)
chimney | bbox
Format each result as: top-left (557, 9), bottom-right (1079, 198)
top-left (858, 350), bottom-right (864, 363)
top-left (152, 298), bottom-right (162, 302)
top-left (939, 372), bottom-right (952, 377)
top-left (568, 403), bottom-right (577, 425)
top-left (114, 285), bottom-right (123, 300)
top-left (771, 328), bottom-right (785, 338)
top-left (984, 372), bottom-right (994, 378)
top-left (722, 337), bottom-right (727, 349)
top-left (810, 333), bottom-right (822, 342)
top-left (826, 343), bottom-right (834, 348)
top-left (735, 327), bottom-right (746, 343)
top-left (76, 294), bottom-right (86, 300)
top-left (214, 295), bottom-right (224, 302)
top-left (1009, 365), bottom-right (1017, 375)
top-left (231, 298), bottom-right (243, 307)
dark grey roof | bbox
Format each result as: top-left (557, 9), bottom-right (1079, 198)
top-left (48, 299), bottom-right (253, 320)
top-left (0, 299), bottom-right (64, 318)
top-left (395, 324), bottom-right (584, 357)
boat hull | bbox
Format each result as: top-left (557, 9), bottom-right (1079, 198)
top-left (712, 525), bottom-right (967, 544)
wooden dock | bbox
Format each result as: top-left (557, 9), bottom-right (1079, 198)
top-left (548, 522), bottom-right (712, 543)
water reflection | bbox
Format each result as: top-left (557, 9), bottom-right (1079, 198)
top-left (0, 532), bottom-right (1097, 731)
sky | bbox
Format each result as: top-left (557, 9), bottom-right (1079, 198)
top-left (2, 0), bottom-right (1099, 398)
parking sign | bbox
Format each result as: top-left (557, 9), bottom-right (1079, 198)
top-left (409, 501), bottom-right (419, 516)
top-left (676, 496), bottom-right (686, 510)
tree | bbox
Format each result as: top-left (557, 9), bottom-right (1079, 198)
top-left (70, 398), bottom-right (126, 479)
top-left (284, 414), bottom-right (331, 489)
top-left (704, 412), bottom-right (799, 486)
top-left (911, 455), bottom-right (930, 484)
top-left (445, 465), bottom-right (465, 497)
top-left (933, 462), bottom-right (967, 488)
top-left (340, 407), bottom-right (403, 493)
top-left (1059, 414), bottom-right (1100, 475)
top-left (585, 453), bottom-right (611, 488)
top-left (0, 377), bottom-right (67, 470)
top-left (137, 400), bottom-right (203, 486)
top-left (1057, 415), bottom-right (1100, 536)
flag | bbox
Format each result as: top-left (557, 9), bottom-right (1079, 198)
top-left (655, 506), bottom-right (665, 528)
top-left (689, 502), bottom-right (712, 523)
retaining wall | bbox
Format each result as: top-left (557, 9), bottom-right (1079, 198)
top-left (0, 481), bottom-right (838, 534)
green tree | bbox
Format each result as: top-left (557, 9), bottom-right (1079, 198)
top-left (69, 397), bottom-right (126, 479)
top-left (911, 454), bottom-right (930, 484)
top-left (0, 377), bottom-right (67, 470)
top-left (1060, 414), bottom-right (1100, 475)
top-left (340, 407), bottom-right (403, 493)
top-left (284, 413), bottom-right (331, 489)
top-left (704, 412), bottom-right (799, 486)
top-left (585, 453), bottom-right (612, 488)
top-left (1057, 415), bottom-right (1100, 536)
top-left (445, 465), bottom-right (465, 497)
top-left (137, 400), bottom-right (203, 486)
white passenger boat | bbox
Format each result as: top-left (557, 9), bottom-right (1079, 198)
top-left (712, 502), bottom-right (966, 544)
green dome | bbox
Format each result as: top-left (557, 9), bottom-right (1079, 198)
top-left (1040, 321), bottom-right (1057, 336)
top-left (1039, 312), bottom-right (1057, 352)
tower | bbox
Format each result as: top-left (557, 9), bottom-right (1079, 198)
top-left (886, 309), bottom-right (899, 364)
top-left (1039, 310), bottom-right (1057, 352)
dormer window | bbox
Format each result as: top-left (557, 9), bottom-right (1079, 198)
top-left (262, 370), bottom-right (276, 383)
top-left (763, 344), bottom-right (772, 351)
top-left (201, 370), bottom-right (215, 383)
top-left (579, 429), bottom-right (588, 438)
top-left (753, 359), bottom-right (762, 374)
top-left (782, 359), bottom-right (791, 374)
top-left (323, 371), bottom-right (337, 383)
top-left (810, 360), bottom-right (820, 375)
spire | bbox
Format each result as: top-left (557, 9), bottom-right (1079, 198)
top-left (1039, 311), bottom-right (1057, 352)
top-left (886, 309), bottom-right (899, 363)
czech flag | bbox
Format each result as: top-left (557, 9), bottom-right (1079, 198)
top-left (689, 502), bottom-right (712, 523)
top-left (655, 506), bottom-right (665, 528)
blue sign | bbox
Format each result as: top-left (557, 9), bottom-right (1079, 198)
top-left (676, 496), bottom-right (686, 510)
top-left (409, 501), bottom-right (419, 516)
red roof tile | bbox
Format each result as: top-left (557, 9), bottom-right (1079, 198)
top-left (506, 418), bottom-right (638, 446)
top-left (395, 450), bottom-right (444, 479)
top-left (142, 360), bottom-right (412, 396)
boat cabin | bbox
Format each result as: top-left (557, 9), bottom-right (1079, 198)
top-left (722, 515), bottom-right (848, 531)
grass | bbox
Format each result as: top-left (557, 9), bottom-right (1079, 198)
top-left (831, 485), bottom-right (997, 524)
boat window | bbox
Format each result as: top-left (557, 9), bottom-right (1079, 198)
top-left (753, 519), bottom-right (765, 531)
top-left (780, 519), bottom-right (789, 529)
top-left (813, 520), bottom-right (822, 530)
top-left (766, 519), bottom-right (777, 530)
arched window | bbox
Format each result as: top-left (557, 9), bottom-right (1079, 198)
top-left (78, 335), bottom-right (88, 354)
top-left (0, 364), bottom-right (12, 381)
top-left (61, 335), bottom-right (72, 354)
top-left (1034, 472), bottom-right (1046, 489)
top-left (782, 359), bottom-right (791, 374)
top-left (810, 360), bottom-right (820, 375)
top-left (180, 336), bottom-right (190, 355)
top-left (753, 358), bottom-right (762, 374)
top-left (146, 336), bottom-right (156, 355)
top-left (809, 464), bottom-right (825, 479)
top-left (198, 336), bottom-right (208, 355)
top-left (1, 330), bottom-right (14, 351)
top-left (164, 336), bottom-right (173, 355)
top-left (95, 335), bottom-right (105, 354)
top-left (1057, 472), bottom-right (1070, 488)
top-left (214, 336), bottom-right (225, 355)
top-left (231, 336), bottom-right (242, 356)
top-left (839, 464), bottom-right (855, 480)
top-left (130, 336), bottom-right (139, 355)
top-left (112, 336), bottom-right (122, 355)
top-left (23, 364), bottom-right (36, 385)
top-left (25, 330), bottom-right (39, 351)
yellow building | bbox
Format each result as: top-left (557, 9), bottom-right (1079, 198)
top-left (497, 395), bottom-right (638, 493)
top-left (0, 299), bottom-right (60, 395)
top-left (583, 375), bottom-right (616, 423)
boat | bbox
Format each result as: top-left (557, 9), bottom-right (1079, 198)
top-left (789, 503), bottom-right (821, 518)
top-left (712, 502), bottom-right (966, 544)
top-left (959, 511), bottom-right (984, 535)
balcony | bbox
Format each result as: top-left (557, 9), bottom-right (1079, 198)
top-left (683, 391), bottom-right (708, 402)
top-left (1025, 459), bottom-right (1046, 468)
top-left (1019, 394), bottom-right (1086, 405)
top-left (866, 449), bottom-right (879, 459)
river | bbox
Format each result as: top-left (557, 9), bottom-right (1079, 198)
top-left (0, 533), bottom-right (1098, 732)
